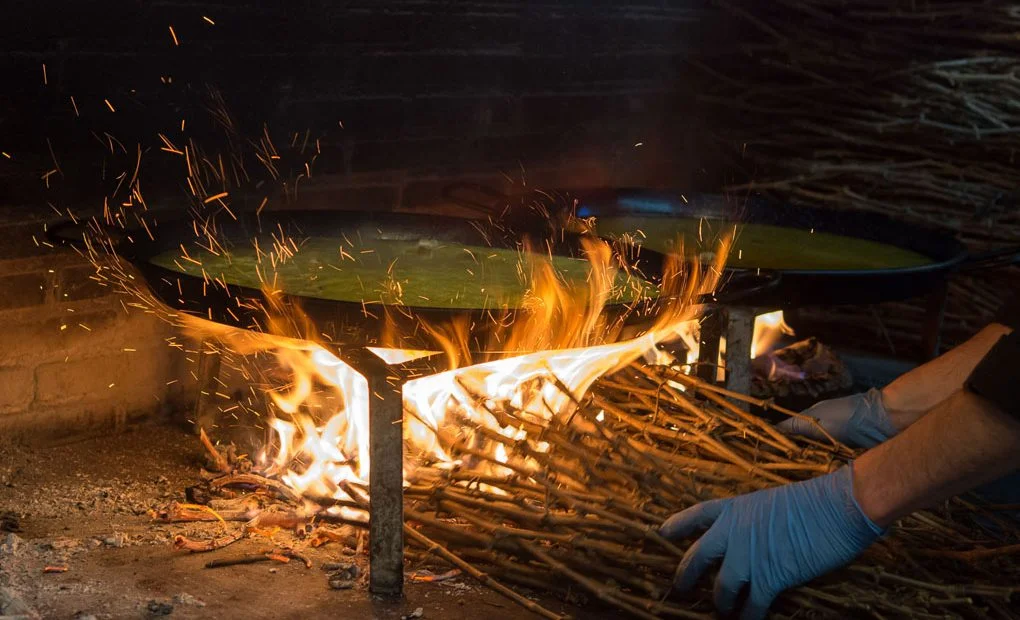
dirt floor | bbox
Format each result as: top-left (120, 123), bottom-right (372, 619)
top-left (0, 423), bottom-right (600, 620)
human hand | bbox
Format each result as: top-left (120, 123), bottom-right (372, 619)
top-left (659, 467), bottom-right (884, 620)
top-left (777, 388), bottom-right (897, 449)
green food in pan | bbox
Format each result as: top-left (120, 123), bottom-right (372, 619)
top-left (594, 217), bottom-right (933, 271)
top-left (151, 236), bottom-right (655, 310)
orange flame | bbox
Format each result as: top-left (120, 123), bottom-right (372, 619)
top-left (752, 310), bottom-right (794, 359)
top-left (181, 231), bottom-right (732, 504)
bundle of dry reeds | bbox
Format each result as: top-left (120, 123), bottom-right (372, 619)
top-left (159, 362), bottom-right (1020, 619)
top-left (693, 0), bottom-right (1020, 354)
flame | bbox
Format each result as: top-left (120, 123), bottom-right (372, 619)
top-left (751, 310), bottom-right (794, 359)
top-left (180, 231), bottom-right (732, 505)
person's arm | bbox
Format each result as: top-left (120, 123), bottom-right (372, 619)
top-left (855, 387), bottom-right (1020, 526)
top-left (779, 321), bottom-right (1014, 449)
top-left (880, 322), bottom-right (1013, 431)
top-left (661, 366), bottom-right (1020, 619)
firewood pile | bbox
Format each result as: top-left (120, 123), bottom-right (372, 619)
top-left (156, 363), bottom-right (1020, 619)
top-left (695, 0), bottom-right (1020, 354)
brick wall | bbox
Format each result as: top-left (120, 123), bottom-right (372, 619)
top-left (0, 1), bottom-right (721, 205)
top-left (0, 1), bottom-right (717, 436)
top-left (0, 206), bottom-right (192, 440)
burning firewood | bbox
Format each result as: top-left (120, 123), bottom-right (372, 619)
top-left (157, 361), bottom-right (1020, 619)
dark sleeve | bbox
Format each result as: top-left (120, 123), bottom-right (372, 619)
top-left (965, 303), bottom-right (1019, 420)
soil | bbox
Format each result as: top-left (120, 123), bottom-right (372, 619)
top-left (0, 424), bottom-right (598, 620)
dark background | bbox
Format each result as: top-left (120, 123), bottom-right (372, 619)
top-left (0, 0), bottom-right (732, 211)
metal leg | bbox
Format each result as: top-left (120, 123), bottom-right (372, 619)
top-left (367, 369), bottom-right (405, 598)
top-left (193, 343), bottom-right (222, 434)
top-left (724, 308), bottom-right (755, 406)
top-left (697, 310), bottom-right (725, 383)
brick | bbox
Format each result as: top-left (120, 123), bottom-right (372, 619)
top-left (350, 53), bottom-right (518, 96)
top-left (469, 133), bottom-right (555, 165)
top-left (0, 271), bottom-right (48, 310)
top-left (411, 14), bottom-right (520, 51)
top-left (0, 367), bottom-right (34, 415)
top-left (519, 53), bottom-right (680, 90)
top-left (0, 398), bottom-right (171, 442)
top-left (406, 95), bottom-right (517, 138)
top-left (0, 217), bottom-right (53, 259)
top-left (352, 138), bottom-right (467, 173)
top-left (521, 15), bottom-right (694, 54)
top-left (286, 98), bottom-right (407, 140)
top-left (35, 346), bottom-right (173, 406)
top-left (291, 184), bottom-right (400, 211)
top-left (0, 307), bottom-right (175, 366)
top-left (56, 264), bottom-right (112, 302)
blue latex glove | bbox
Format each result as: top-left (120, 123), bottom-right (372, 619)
top-left (777, 388), bottom-right (897, 449)
top-left (659, 466), bottom-right (884, 620)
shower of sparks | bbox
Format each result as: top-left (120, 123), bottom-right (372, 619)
top-left (46, 56), bottom-right (746, 515)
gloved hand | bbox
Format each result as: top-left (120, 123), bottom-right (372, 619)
top-left (777, 388), bottom-right (897, 449)
top-left (660, 466), bottom-right (884, 620)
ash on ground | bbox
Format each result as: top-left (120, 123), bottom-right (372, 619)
top-left (0, 424), bottom-right (584, 619)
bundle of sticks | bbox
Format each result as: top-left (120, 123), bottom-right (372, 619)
top-left (693, 0), bottom-right (1020, 353)
top-left (158, 362), bottom-right (1020, 619)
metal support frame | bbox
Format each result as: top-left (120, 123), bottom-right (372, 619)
top-left (696, 307), bottom-right (771, 408)
top-left (190, 340), bottom-right (447, 599)
top-left (696, 311), bottom-right (725, 382)
top-left (342, 348), bottom-right (450, 599)
top-left (724, 308), bottom-right (755, 408)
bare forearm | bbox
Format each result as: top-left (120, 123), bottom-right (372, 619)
top-left (881, 323), bottom-right (1013, 430)
top-left (853, 389), bottom-right (1020, 528)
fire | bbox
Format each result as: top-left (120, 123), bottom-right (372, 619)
top-left (180, 232), bottom-right (733, 507)
top-left (752, 310), bottom-right (794, 359)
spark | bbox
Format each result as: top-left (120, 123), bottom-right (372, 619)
top-left (70, 96), bottom-right (79, 117)
top-left (202, 15), bottom-right (215, 25)
top-left (633, 142), bottom-right (643, 147)
top-left (42, 63), bottom-right (47, 85)
top-left (204, 192), bottom-right (229, 204)
top-left (168, 25), bottom-right (179, 46)
top-left (104, 99), bottom-right (116, 113)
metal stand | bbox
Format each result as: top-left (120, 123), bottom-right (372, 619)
top-left (342, 348), bottom-right (449, 599)
top-left (724, 308), bottom-right (755, 409)
top-left (696, 308), bottom-right (768, 410)
top-left (696, 311), bottom-right (725, 382)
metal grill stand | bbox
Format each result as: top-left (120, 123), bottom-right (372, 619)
top-left (697, 308), bottom-right (772, 403)
top-left (192, 344), bottom-right (451, 600)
